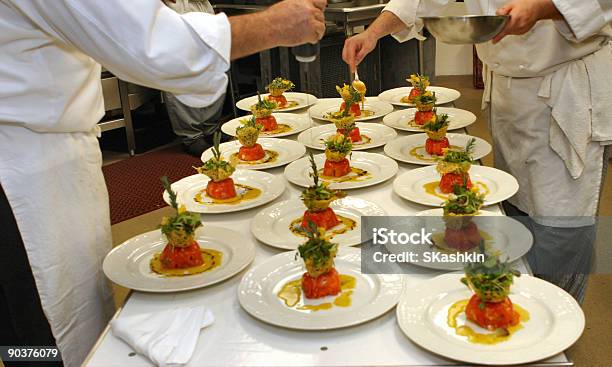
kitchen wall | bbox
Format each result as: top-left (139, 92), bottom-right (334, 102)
top-left (433, 1), bottom-right (473, 76)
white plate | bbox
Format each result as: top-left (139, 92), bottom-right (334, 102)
top-left (102, 226), bottom-right (255, 292)
top-left (384, 133), bottom-right (491, 165)
top-left (396, 273), bottom-right (585, 365)
top-left (393, 165), bottom-right (519, 207)
top-left (284, 152), bottom-right (399, 190)
top-left (251, 197), bottom-right (386, 250)
top-left (386, 211), bottom-right (532, 270)
top-left (201, 139), bottom-right (305, 170)
top-left (308, 98), bottom-right (394, 122)
top-left (238, 247), bottom-right (404, 330)
top-left (383, 107), bottom-right (476, 132)
top-left (378, 86), bottom-right (461, 107)
top-left (236, 92), bottom-right (318, 112)
top-left (221, 113), bottom-right (311, 138)
top-left (164, 170), bottom-right (285, 214)
top-left (297, 123), bottom-right (397, 151)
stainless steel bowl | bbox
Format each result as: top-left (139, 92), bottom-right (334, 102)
top-left (422, 15), bottom-right (509, 44)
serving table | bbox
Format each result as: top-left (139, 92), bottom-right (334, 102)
top-left (84, 98), bottom-right (573, 366)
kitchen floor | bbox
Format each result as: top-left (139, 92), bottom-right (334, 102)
top-left (4, 76), bottom-right (606, 367)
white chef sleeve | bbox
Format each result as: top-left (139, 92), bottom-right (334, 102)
top-left (552, 0), bottom-right (611, 42)
top-left (383, 0), bottom-right (454, 42)
top-left (10, 0), bottom-right (230, 107)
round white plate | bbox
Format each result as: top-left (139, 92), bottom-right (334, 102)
top-left (236, 92), bottom-right (318, 112)
top-left (387, 211), bottom-right (532, 270)
top-left (221, 113), bottom-right (311, 138)
top-left (238, 247), bottom-right (404, 330)
top-left (297, 123), bottom-right (397, 151)
top-left (383, 107), bottom-right (476, 132)
top-left (393, 165), bottom-right (519, 207)
top-left (284, 152), bottom-right (399, 190)
top-left (164, 170), bottom-right (285, 214)
top-left (102, 226), bottom-right (255, 292)
top-left (308, 98), bottom-right (394, 122)
top-left (201, 138), bottom-right (305, 170)
top-left (251, 197), bottom-right (386, 250)
top-left (384, 133), bottom-right (491, 165)
top-left (378, 86), bottom-right (461, 107)
top-left (396, 273), bottom-right (585, 365)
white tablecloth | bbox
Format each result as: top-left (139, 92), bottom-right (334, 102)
top-left (85, 98), bottom-right (570, 366)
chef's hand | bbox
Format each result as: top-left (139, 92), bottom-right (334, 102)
top-left (265, 0), bottom-right (327, 46)
top-left (493, 0), bottom-right (562, 43)
top-left (342, 32), bottom-right (377, 73)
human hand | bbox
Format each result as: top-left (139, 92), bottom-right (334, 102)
top-left (342, 31), bottom-right (377, 73)
top-left (493, 0), bottom-right (562, 43)
top-left (265, 0), bottom-right (327, 46)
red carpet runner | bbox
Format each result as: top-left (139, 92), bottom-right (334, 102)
top-left (102, 146), bottom-right (201, 224)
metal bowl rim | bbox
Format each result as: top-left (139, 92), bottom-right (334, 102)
top-left (421, 15), bottom-right (510, 20)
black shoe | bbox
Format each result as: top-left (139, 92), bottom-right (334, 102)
top-left (184, 138), bottom-right (211, 157)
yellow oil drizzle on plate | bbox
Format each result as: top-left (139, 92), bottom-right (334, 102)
top-left (261, 124), bottom-right (292, 135)
top-left (194, 184), bottom-right (261, 205)
top-left (360, 110), bottom-right (376, 117)
top-left (352, 135), bottom-right (372, 146)
top-left (278, 274), bottom-right (357, 311)
top-left (289, 215), bottom-right (357, 238)
top-left (423, 181), bottom-right (490, 200)
top-left (150, 248), bottom-right (222, 277)
top-left (409, 145), bottom-right (462, 162)
top-left (432, 231), bottom-right (494, 253)
top-left (230, 150), bottom-right (279, 165)
top-left (447, 299), bottom-right (530, 345)
top-left (320, 167), bottom-right (371, 183)
top-left (277, 101), bottom-right (299, 110)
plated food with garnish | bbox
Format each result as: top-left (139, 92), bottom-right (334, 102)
top-left (298, 123), bottom-right (396, 151)
top-left (251, 154), bottom-right (385, 250)
top-left (396, 263), bottom-right (583, 365)
top-left (285, 149), bottom-right (398, 190)
top-left (393, 163), bottom-right (519, 206)
top-left (309, 98), bottom-right (393, 122)
top-left (102, 178), bottom-right (255, 292)
top-left (202, 120), bottom-right (305, 170)
top-left (384, 133), bottom-right (491, 165)
top-left (238, 246), bottom-right (403, 330)
top-left (236, 78), bottom-right (318, 112)
top-left (378, 74), bottom-right (460, 107)
top-left (221, 113), bottom-right (311, 138)
top-left (392, 188), bottom-right (532, 271)
top-left (383, 107), bottom-right (476, 132)
top-left (166, 134), bottom-right (285, 213)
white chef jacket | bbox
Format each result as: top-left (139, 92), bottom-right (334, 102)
top-left (384, 0), bottom-right (612, 224)
top-left (0, 1), bottom-right (232, 366)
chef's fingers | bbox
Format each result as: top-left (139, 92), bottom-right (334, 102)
top-left (492, 6), bottom-right (515, 43)
top-left (342, 40), bottom-right (358, 73)
top-left (313, 7), bottom-right (325, 23)
top-left (312, 0), bottom-right (328, 11)
top-left (314, 20), bottom-right (326, 41)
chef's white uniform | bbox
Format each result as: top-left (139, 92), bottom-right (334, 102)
top-left (0, 1), bottom-right (231, 365)
top-left (383, 0), bottom-right (611, 299)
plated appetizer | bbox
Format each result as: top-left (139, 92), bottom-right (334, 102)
top-left (266, 77), bottom-right (295, 108)
top-left (440, 185), bottom-right (485, 252)
top-left (323, 132), bottom-right (353, 178)
top-left (336, 83), bottom-right (363, 117)
top-left (298, 223), bottom-right (342, 299)
top-left (300, 153), bottom-right (347, 230)
top-left (250, 93), bottom-right (279, 131)
top-left (234, 117), bottom-right (279, 165)
top-left (326, 96), bottom-right (364, 143)
top-left (402, 74), bottom-right (430, 104)
top-left (413, 91), bottom-right (437, 126)
top-left (447, 254), bottom-right (527, 344)
top-left (195, 133), bottom-right (261, 204)
top-left (151, 177), bottom-right (222, 276)
top-left (423, 112), bottom-right (450, 156)
top-left (436, 139), bottom-right (475, 194)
